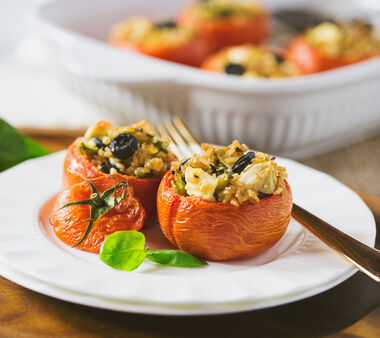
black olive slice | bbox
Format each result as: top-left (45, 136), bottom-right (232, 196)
top-left (364, 22), bottom-right (373, 30)
top-left (92, 137), bottom-right (105, 149)
top-left (353, 19), bottom-right (373, 30)
top-left (216, 169), bottom-right (225, 176)
top-left (217, 8), bottom-right (233, 18)
top-left (179, 158), bottom-right (190, 172)
top-left (99, 159), bottom-right (121, 174)
top-left (100, 162), bottom-right (110, 174)
top-left (258, 192), bottom-right (271, 199)
top-left (155, 21), bottom-right (177, 29)
top-left (108, 159), bottom-right (121, 173)
top-left (210, 164), bottom-right (225, 176)
top-left (232, 151), bottom-right (255, 174)
top-left (274, 54), bottom-right (285, 63)
top-left (110, 133), bottom-right (139, 159)
top-left (224, 63), bottom-right (246, 76)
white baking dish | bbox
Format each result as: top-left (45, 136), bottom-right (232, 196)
top-left (36, 0), bottom-right (380, 159)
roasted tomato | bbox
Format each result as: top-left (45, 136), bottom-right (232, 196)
top-left (157, 172), bottom-right (293, 261)
top-left (52, 175), bottom-right (145, 253)
top-left (285, 20), bottom-right (380, 74)
top-left (63, 120), bottom-right (177, 225)
top-left (63, 139), bottom-right (162, 225)
top-left (109, 17), bottom-right (210, 67)
top-left (177, 0), bottom-right (270, 52)
top-left (285, 36), bottom-right (344, 74)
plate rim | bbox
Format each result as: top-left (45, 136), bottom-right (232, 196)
top-left (0, 258), bottom-right (357, 316)
top-left (0, 152), bottom-right (376, 311)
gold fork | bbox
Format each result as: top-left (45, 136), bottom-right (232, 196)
top-left (157, 116), bottom-right (380, 283)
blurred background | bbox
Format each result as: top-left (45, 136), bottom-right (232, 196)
top-left (0, 0), bottom-right (108, 131)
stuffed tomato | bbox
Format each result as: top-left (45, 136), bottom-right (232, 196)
top-left (52, 174), bottom-right (145, 253)
top-left (178, 0), bottom-right (270, 52)
top-left (109, 17), bottom-right (209, 67)
top-left (157, 141), bottom-right (293, 261)
top-left (63, 120), bottom-right (177, 224)
top-left (286, 20), bottom-right (380, 74)
top-left (202, 44), bottom-right (300, 78)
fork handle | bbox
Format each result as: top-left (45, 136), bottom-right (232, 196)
top-left (292, 203), bottom-right (380, 283)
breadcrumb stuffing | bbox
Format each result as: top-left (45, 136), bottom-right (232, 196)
top-left (171, 141), bottom-right (287, 205)
top-left (305, 20), bottom-right (380, 61)
top-left (80, 120), bottom-right (176, 178)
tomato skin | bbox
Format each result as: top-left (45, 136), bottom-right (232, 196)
top-left (52, 174), bottom-right (145, 253)
top-left (63, 138), bottom-right (162, 225)
top-left (157, 172), bottom-right (293, 261)
top-left (201, 52), bottom-right (223, 72)
top-left (109, 35), bottom-right (210, 67)
top-left (286, 36), bottom-right (380, 74)
top-left (178, 9), bottom-right (270, 52)
top-left (285, 37), bottom-right (346, 74)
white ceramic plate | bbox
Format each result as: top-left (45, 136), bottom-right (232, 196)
top-left (0, 257), bottom-right (358, 316)
top-left (0, 152), bottom-right (376, 315)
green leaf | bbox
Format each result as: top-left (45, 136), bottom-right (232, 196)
top-left (146, 249), bottom-right (208, 267)
top-left (23, 136), bottom-right (51, 158)
top-left (100, 231), bottom-right (146, 271)
top-left (0, 118), bottom-right (50, 172)
top-left (95, 181), bottom-right (128, 220)
top-left (99, 231), bottom-right (207, 271)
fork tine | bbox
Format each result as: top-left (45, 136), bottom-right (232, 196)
top-left (164, 120), bottom-right (194, 158)
top-left (156, 123), bottom-right (185, 160)
top-left (172, 116), bottom-right (202, 153)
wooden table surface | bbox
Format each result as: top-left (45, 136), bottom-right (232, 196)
top-left (1, 134), bottom-right (379, 338)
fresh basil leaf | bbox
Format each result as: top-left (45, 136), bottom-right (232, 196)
top-left (100, 248), bottom-right (146, 271)
top-left (99, 231), bottom-right (207, 271)
top-left (100, 231), bottom-right (146, 271)
top-left (0, 119), bottom-right (50, 172)
top-left (146, 249), bottom-right (207, 267)
top-left (101, 231), bottom-right (145, 253)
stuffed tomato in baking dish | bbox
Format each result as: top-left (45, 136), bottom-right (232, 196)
top-left (109, 16), bottom-right (210, 66)
top-left (202, 44), bottom-right (300, 78)
top-left (286, 19), bottom-right (380, 74)
top-left (63, 120), bottom-right (177, 224)
top-left (157, 141), bottom-right (293, 261)
top-left (178, 0), bottom-right (270, 52)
